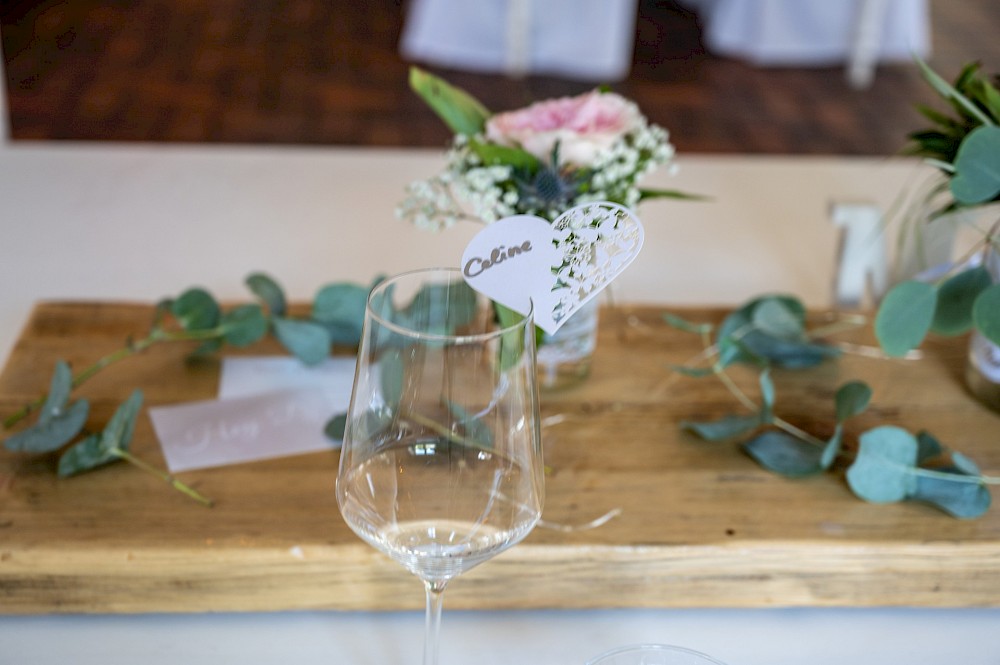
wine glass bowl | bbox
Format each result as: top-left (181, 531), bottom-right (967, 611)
top-left (587, 644), bottom-right (728, 665)
top-left (336, 268), bottom-right (543, 664)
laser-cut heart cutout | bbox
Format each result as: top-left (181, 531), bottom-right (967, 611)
top-left (460, 202), bottom-right (644, 334)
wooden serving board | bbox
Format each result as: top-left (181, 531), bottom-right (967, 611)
top-left (2, 302), bottom-right (999, 614)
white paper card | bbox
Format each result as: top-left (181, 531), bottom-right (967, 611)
top-left (461, 202), bottom-right (643, 334)
top-left (150, 356), bottom-right (357, 472)
top-left (218, 355), bottom-right (356, 401)
top-left (149, 388), bottom-right (342, 473)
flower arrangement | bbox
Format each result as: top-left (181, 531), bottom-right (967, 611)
top-left (875, 59), bottom-right (1000, 357)
top-left (397, 68), bottom-right (697, 231)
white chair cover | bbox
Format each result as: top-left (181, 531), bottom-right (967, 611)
top-left (399, 0), bottom-right (640, 81)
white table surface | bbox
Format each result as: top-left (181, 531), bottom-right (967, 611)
top-left (2, 141), bottom-right (999, 665)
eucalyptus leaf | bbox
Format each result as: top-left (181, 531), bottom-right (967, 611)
top-left (758, 369), bottom-right (775, 423)
top-left (950, 126), bottom-right (1000, 205)
top-left (752, 299), bottom-right (805, 340)
top-left (3, 399), bottom-right (90, 453)
top-left (972, 283), bottom-right (1000, 346)
top-left (950, 450), bottom-right (982, 476)
top-left (42, 360), bottom-right (74, 418)
top-left (313, 282), bottom-right (369, 345)
top-left (681, 413), bottom-right (761, 442)
top-left (273, 317), bottom-right (331, 365)
top-left (56, 433), bottom-right (106, 478)
top-left (931, 266), bottom-right (992, 335)
top-left (819, 424), bottom-right (842, 470)
top-left (245, 272), bottom-right (287, 317)
top-left (733, 331), bottom-right (840, 369)
top-left (58, 390), bottom-right (143, 477)
top-left (445, 399), bottom-right (494, 450)
top-left (874, 280), bottom-right (938, 356)
top-left (916, 430), bottom-right (944, 463)
top-left (324, 413), bottom-right (347, 442)
top-left (171, 288), bottom-right (221, 331)
top-left (379, 348), bottom-right (405, 409)
top-left (220, 304), bottom-right (269, 347)
top-left (834, 381), bottom-right (872, 422)
top-left (911, 474), bottom-right (991, 519)
top-left (846, 426), bottom-right (918, 504)
top-left (742, 429), bottom-right (825, 478)
top-left (409, 66), bottom-right (490, 136)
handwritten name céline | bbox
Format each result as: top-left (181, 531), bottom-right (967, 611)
top-left (464, 240), bottom-right (532, 278)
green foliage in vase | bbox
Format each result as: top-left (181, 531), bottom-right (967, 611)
top-left (1, 272), bottom-right (373, 506)
top-left (668, 295), bottom-right (996, 519)
top-left (877, 59), bottom-right (1000, 357)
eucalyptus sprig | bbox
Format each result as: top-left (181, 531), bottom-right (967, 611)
top-left (1, 272), bottom-right (373, 506)
top-left (669, 295), bottom-right (996, 518)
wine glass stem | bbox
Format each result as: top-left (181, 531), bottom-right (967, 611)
top-left (422, 580), bottom-right (448, 665)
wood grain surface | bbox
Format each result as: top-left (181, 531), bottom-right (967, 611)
top-left (1, 302), bottom-right (999, 614)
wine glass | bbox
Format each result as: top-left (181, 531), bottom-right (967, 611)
top-left (587, 644), bottom-right (728, 665)
top-left (336, 267), bottom-right (544, 665)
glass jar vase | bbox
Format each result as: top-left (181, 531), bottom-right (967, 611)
top-left (536, 299), bottom-right (599, 391)
top-left (966, 245), bottom-right (1000, 412)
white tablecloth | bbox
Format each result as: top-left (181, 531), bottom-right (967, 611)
top-left (3, 607), bottom-right (1000, 664)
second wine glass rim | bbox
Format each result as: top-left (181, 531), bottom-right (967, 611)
top-left (367, 267), bottom-right (535, 343)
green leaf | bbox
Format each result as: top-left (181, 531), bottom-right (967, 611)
top-left (468, 139), bottom-right (540, 171)
top-left (874, 280), bottom-right (938, 356)
top-left (3, 361), bottom-right (91, 453)
top-left (915, 57), bottom-right (995, 128)
top-left (220, 304), bottom-right (268, 347)
top-left (681, 413), bottom-right (761, 441)
top-left (43, 360), bottom-right (73, 417)
top-left (916, 430), bottom-right (944, 463)
top-left (312, 282), bottom-right (369, 345)
top-left (911, 474), bottom-right (991, 519)
top-left (58, 390), bottom-right (143, 477)
top-left (171, 288), bottom-right (221, 331)
top-left (950, 126), bottom-right (1000, 205)
top-left (245, 272), bottom-right (287, 317)
top-left (758, 369), bottom-right (775, 423)
top-left (273, 317), bottom-right (330, 365)
top-left (409, 66), bottom-right (490, 136)
top-left (379, 348), bottom-right (405, 408)
top-left (932, 266), bottom-right (992, 335)
top-left (637, 188), bottom-right (710, 202)
top-left (733, 332), bottom-right (840, 369)
top-left (715, 295), bottom-right (834, 369)
top-left (820, 424), bottom-right (843, 470)
top-left (752, 299), bottom-right (804, 340)
top-left (3, 399), bottom-right (90, 453)
top-left (742, 430), bottom-right (825, 478)
top-left (324, 413), bottom-right (347, 442)
top-left (404, 281), bottom-right (478, 333)
top-left (834, 381), bottom-right (872, 422)
top-left (846, 426), bottom-right (918, 504)
top-left (495, 302), bottom-right (530, 372)
top-left (972, 283), bottom-right (1000, 346)
top-left (445, 399), bottom-right (494, 450)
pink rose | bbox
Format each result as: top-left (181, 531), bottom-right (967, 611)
top-left (485, 91), bottom-right (643, 168)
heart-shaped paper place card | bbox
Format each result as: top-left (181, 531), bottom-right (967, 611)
top-left (460, 202), bottom-right (644, 335)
